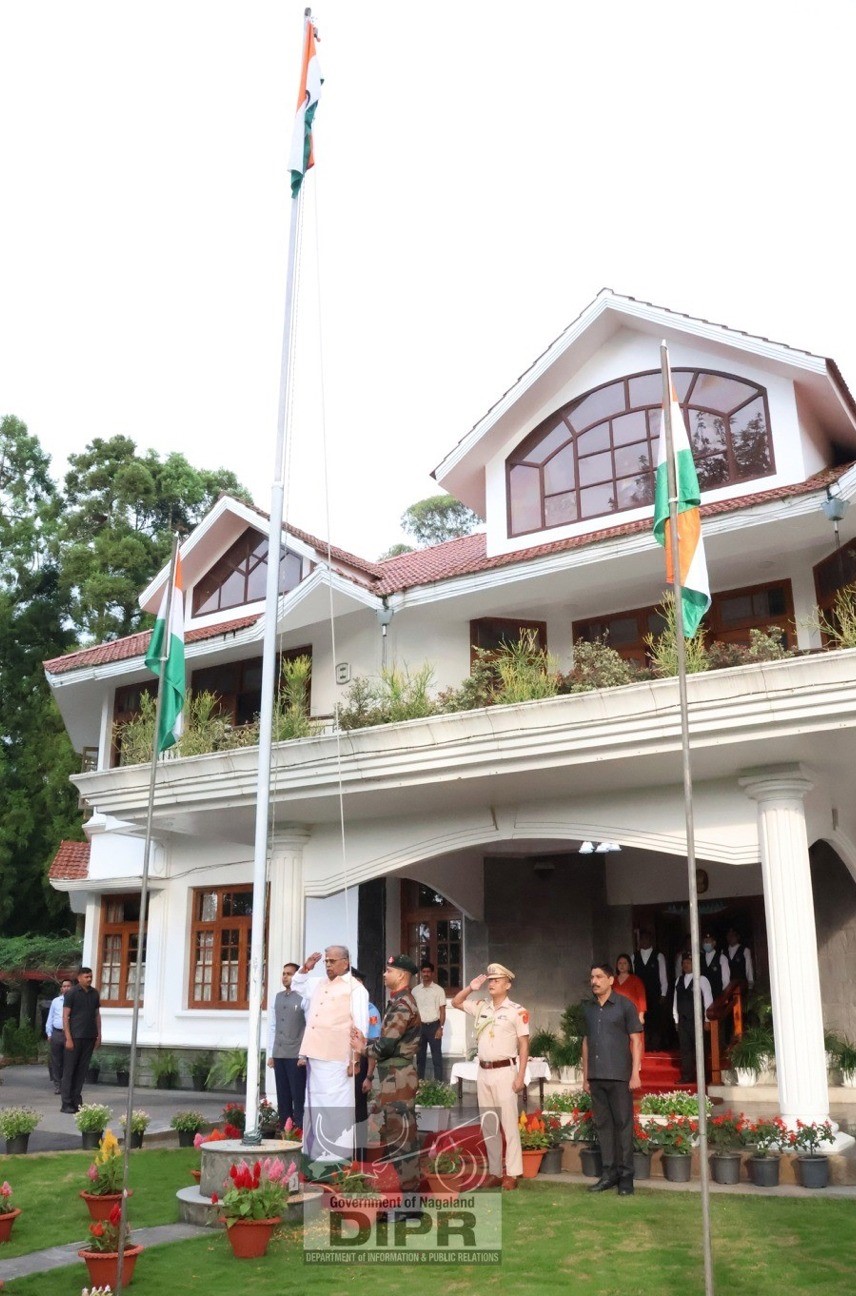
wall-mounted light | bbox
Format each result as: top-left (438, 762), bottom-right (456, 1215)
top-left (821, 486), bottom-right (849, 549)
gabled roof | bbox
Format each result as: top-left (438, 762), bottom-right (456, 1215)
top-left (44, 614), bottom-right (260, 676)
top-left (432, 289), bottom-right (856, 515)
top-left (49, 840), bottom-right (90, 880)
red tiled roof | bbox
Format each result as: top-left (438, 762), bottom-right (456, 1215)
top-left (374, 466), bottom-right (848, 593)
top-left (49, 840), bottom-right (91, 881)
top-left (44, 614), bottom-right (261, 676)
top-left (43, 467), bottom-right (849, 677)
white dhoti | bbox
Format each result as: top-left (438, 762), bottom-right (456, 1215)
top-left (304, 1058), bottom-right (356, 1162)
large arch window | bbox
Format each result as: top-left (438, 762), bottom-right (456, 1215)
top-left (507, 369), bottom-right (774, 537)
top-left (192, 528), bottom-right (303, 616)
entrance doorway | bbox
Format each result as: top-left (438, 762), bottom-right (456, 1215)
top-left (632, 894), bottom-right (767, 990)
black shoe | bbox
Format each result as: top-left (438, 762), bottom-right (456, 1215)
top-left (587, 1176), bottom-right (619, 1193)
top-left (618, 1179), bottom-right (634, 1196)
top-left (60, 1105), bottom-right (76, 1113)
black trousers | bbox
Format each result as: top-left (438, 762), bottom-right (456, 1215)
top-left (48, 1030), bottom-right (66, 1088)
top-left (589, 1078), bottom-right (634, 1181)
top-left (677, 1015), bottom-right (696, 1082)
top-left (416, 1023), bottom-right (444, 1080)
top-left (272, 1056), bottom-right (306, 1128)
top-left (60, 1036), bottom-right (97, 1109)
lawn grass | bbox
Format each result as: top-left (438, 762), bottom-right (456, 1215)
top-left (4, 1181), bottom-right (856, 1294)
top-left (0, 1146), bottom-right (198, 1258)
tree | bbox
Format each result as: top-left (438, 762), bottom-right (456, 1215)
top-left (400, 494), bottom-right (481, 547)
top-left (378, 542), bottom-right (415, 560)
top-left (0, 415), bottom-right (59, 591)
top-left (60, 436), bottom-right (252, 641)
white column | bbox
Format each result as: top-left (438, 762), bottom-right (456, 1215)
top-left (739, 765), bottom-right (828, 1125)
top-left (264, 827), bottom-right (309, 1098)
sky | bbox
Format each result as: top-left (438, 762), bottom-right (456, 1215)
top-left (2, 1), bottom-right (856, 561)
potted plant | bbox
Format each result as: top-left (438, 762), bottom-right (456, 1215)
top-left (171, 1110), bottom-right (207, 1148)
top-left (120, 1109), bottom-right (151, 1149)
top-left (75, 1102), bottom-right (113, 1150)
top-left (218, 1155), bottom-right (296, 1257)
top-left (729, 1026), bottom-right (774, 1086)
top-left (655, 1116), bottom-right (697, 1182)
top-left (707, 1111), bottom-right (748, 1184)
top-left (632, 1121), bottom-right (653, 1180)
top-left (323, 1164), bottom-right (400, 1226)
top-left (549, 1036), bottom-right (583, 1085)
top-left (221, 1102), bottom-right (246, 1137)
top-left (81, 1129), bottom-right (134, 1219)
top-left (0, 1180), bottom-right (21, 1243)
top-left (0, 1106), bottom-right (41, 1155)
top-left (86, 1050), bottom-right (102, 1084)
top-left (544, 1088), bottom-right (584, 1126)
top-left (537, 1112), bottom-right (566, 1174)
top-left (566, 1100), bottom-right (601, 1178)
top-left (638, 1090), bottom-right (712, 1119)
top-left (258, 1097), bottom-right (280, 1138)
top-left (190, 1051), bottom-right (214, 1092)
top-left (415, 1078), bottom-right (456, 1133)
top-left (105, 1050), bottom-right (131, 1086)
top-left (746, 1116), bottom-right (788, 1187)
top-left (835, 1038), bottom-right (856, 1088)
top-left (208, 1047), bottom-right (248, 1092)
top-left (78, 1200), bottom-right (143, 1288)
top-left (422, 1147), bottom-right (463, 1197)
top-left (149, 1048), bottom-right (180, 1090)
top-left (528, 1028), bottom-right (558, 1060)
top-left (789, 1120), bottom-right (835, 1189)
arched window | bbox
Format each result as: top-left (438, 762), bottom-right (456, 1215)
top-left (192, 527), bottom-right (304, 616)
top-left (507, 369), bottom-right (774, 537)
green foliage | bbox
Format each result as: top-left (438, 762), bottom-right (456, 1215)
top-left (544, 1089), bottom-right (589, 1114)
top-left (189, 1052), bottom-right (214, 1091)
top-left (337, 664), bottom-right (438, 730)
top-left (527, 1028), bottom-right (558, 1059)
top-left (563, 638), bottom-right (641, 691)
top-left (813, 582), bottom-right (856, 648)
top-left (559, 1001), bottom-right (587, 1040)
top-left (0, 1105), bottom-right (42, 1138)
top-left (0, 1022), bottom-right (42, 1061)
top-left (492, 630), bottom-right (560, 703)
top-left (149, 1049), bottom-right (181, 1087)
top-left (415, 1079), bottom-right (456, 1108)
top-left (730, 1025), bottom-right (775, 1075)
top-left (209, 1047), bottom-right (249, 1088)
top-left (645, 593), bottom-right (711, 676)
top-left (400, 494), bottom-right (481, 547)
top-left (548, 1036), bottom-right (583, 1069)
top-left (639, 1090), bottom-right (712, 1116)
top-left (0, 934), bottom-right (82, 974)
top-left (170, 1110), bottom-right (207, 1133)
top-left (74, 1102), bottom-right (113, 1132)
top-left (378, 542), bottom-right (415, 559)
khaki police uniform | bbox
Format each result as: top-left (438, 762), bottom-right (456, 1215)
top-left (462, 994), bottom-right (529, 1177)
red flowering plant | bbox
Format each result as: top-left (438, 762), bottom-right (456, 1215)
top-left (707, 1111), bottom-right (750, 1152)
top-left (518, 1111), bottom-right (552, 1151)
top-left (788, 1120), bottom-right (835, 1157)
top-left (567, 1107), bottom-right (599, 1147)
top-left (282, 1117), bottom-right (303, 1143)
top-left (219, 1156), bottom-right (296, 1227)
top-left (653, 1116), bottom-right (698, 1155)
top-left (221, 1102), bottom-right (245, 1138)
top-left (0, 1180), bottom-right (14, 1213)
top-left (748, 1116), bottom-right (789, 1158)
top-left (632, 1120), bottom-right (653, 1153)
top-left (85, 1202), bottom-right (134, 1253)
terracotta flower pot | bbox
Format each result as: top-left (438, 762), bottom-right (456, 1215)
top-left (520, 1149), bottom-right (545, 1178)
top-left (81, 1189), bottom-right (133, 1221)
top-left (423, 1173), bottom-right (459, 1197)
top-left (224, 1217), bottom-right (280, 1258)
top-left (0, 1208), bottom-right (21, 1243)
top-left (78, 1243), bottom-right (143, 1287)
top-left (190, 1168), bottom-right (202, 1183)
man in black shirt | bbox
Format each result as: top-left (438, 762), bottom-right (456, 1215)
top-left (60, 967), bottom-right (101, 1113)
top-left (582, 962), bottom-right (643, 1195)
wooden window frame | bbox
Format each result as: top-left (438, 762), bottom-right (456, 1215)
top-left (813, 542), bottom-right (856, 641)
top-left (400, 881), bottom-right (463, 995)
top-left (191, 527), bottom-right (304, 617)
top-left (97, 893), bottom-right (146, 1008)
top-left (470, 617), bottom-right (547, 668)
top-left (191, 646), bottom-right (312, 727)
top-left (188, 884), bottom-right (267, 1010)
top-left (507, 368), bottom-right (775, 538)
top-left (112, 681), bottom-right (157, 766)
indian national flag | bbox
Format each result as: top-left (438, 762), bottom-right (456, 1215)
top-left (289, 17), bottom-right (323, 198)
top-left (653, 386), bottom-right (711, 637)
top-left (144, 555), bottom-right (186, 752)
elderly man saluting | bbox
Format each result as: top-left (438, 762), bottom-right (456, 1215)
top-left (292, 945), bottom-right (369, 1166)
top-left (452, 963), bottom-right (529, 1190)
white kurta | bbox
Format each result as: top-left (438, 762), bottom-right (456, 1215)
top-left (292, 969), bottom-right (369, 1162)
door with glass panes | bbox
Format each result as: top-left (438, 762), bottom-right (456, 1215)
top-left (401, 882), bottom-right (463, 994)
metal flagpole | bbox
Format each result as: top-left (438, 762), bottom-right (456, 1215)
top-left (243, 8), bottom-right (313, 1144)
top-left (114, 531), bottom-right (180, 1296)
top-left (660, 342), bottom-right (715, 1296)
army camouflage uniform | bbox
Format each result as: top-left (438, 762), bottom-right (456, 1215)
top-left (368, 988), bottom-right (422, 1191)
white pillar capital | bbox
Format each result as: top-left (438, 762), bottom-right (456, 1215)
top-left (739, 764), bottom-right (814, 805)
top-left (270, 825), bottom-right (311, 856)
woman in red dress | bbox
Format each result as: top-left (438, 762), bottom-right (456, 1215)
top-left (612, 953), bottom-right (647, 1056)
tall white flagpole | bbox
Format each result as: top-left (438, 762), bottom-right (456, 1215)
top-left (114, 532), bottom-right (180, 1296)
top-left (243, 8), bottom-right (315, 1142)
top-left (660, 342), bottom-right (714, 1296)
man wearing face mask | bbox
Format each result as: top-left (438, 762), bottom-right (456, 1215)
top-left (700, 931), bottom-right (729, 999)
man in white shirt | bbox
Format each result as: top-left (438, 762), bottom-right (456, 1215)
top-left (725, 927), bottom-right (755, 990)
top-left (672, 953), bottom-right (713, 1083)
top-left (291, 945), bottom-right (369, 1166)
top-left (411, 961), bottom-right (447, 1081)
top-left (45, 977), bottom-right (73, 1094)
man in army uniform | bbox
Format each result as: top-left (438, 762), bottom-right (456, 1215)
top-left (452, 962), bottom-right (530, 1189)
top-left (351, 954), bottom-right (422, 1197)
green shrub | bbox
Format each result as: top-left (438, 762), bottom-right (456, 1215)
top-left (0, 1021), bottom-right (42, 1061)
top-left (337, 664), bottom-right (438, 730)
top-left (645, 594), bottom-right (710, 676)
top-left (415, 1079), bottom-right (456, 1108)
top-left (562, 638), bottom-right (641, 692)
top-left (528, 1028), bottom-right (558, 1059)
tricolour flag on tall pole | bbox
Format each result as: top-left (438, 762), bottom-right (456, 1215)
top-left (289, 15), bottom-right (322, 197)
top-left (144, 553), bottom-right (185, 752)
top-left (653, 379), bottom-right (711, 637)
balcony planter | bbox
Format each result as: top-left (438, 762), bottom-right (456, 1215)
top-left (662, 1154), bottom-right (693, 1183)
top-left (78, 1243), bottom-right (143, 1287)
top-left (748, 1155), bottom-right (780, 1187)
top-left (579, 1145), bottom-right (602, 1178)
top-left (710, 1153), bottom-right (742, 1185)
top-left (632, 1151), bottom-right (652, 1180)
top-left (794, 1156), bottom-right (830, 1189)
